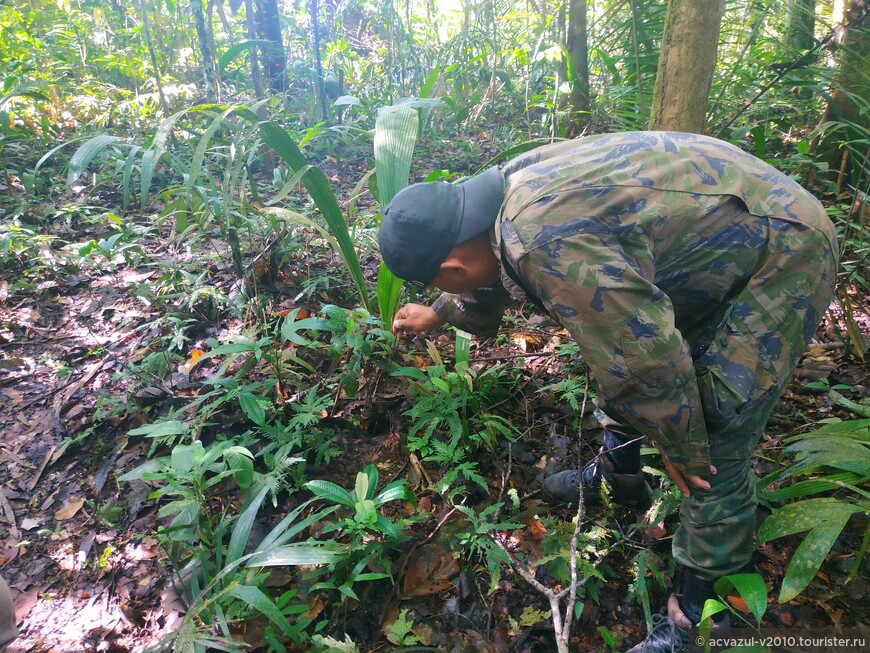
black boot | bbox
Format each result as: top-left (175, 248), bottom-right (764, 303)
top-left (542, 448), bottom-right (651, 507)
top-left (625, 569), bottom-right (729, 653)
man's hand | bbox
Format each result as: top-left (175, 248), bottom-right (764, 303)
top-left (660, 454), bottom-right (717, 498)
top-left (392, 303), bottom-right (446, 335)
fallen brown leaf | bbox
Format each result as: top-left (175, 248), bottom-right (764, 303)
top-left (54, 497), bottom-right (85, 521)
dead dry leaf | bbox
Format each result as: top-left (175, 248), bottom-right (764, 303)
top-left (20, 517), bottom-right (42, 531)
top-left (54, 497), bottom-right (85, 521)
top-left (399, 543), bottom-right (459, 598)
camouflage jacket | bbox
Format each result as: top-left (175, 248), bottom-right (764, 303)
top-left (432, 131), bottom-right (837, 474)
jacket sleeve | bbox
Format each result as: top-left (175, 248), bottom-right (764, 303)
top-left (520, 234), bottom-right (712, 475)
top-left (430, 284), bottom-right (511, 338)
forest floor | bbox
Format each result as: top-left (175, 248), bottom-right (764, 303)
top-left (1, 145), bottom-right (869, 653)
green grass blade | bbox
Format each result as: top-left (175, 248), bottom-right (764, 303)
top-left (141, 107), bottom-right (190, 211)
top-left (226, 584), bottom-right (292, 635)
top-left (226, 485), bottom-right (270, 566)
top-left (66, 135), bottom-right (122, 185)
top-left (187, 106), bottom-right (237, 196)
top-left (232, 108), bottom-right (371, 311)
top-left (218, 40), bottom-right (273, 74)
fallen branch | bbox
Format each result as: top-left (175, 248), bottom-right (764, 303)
top-left (491, 375), bottom-right (591, 653)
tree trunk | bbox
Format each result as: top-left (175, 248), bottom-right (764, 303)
top-left (140, 0), bottom-right (170, 115)
top-left (565, 0), bottom-right (589, 137)
top-left (191, 0), bottom-right (218, 101)
top-left (649, 0), bottom-right (725, 133)
top-left (254, 0), bottom-right (286, 91)
top-left (214, 0), bottom-right (235, 45)
top-left (310, 0), bottom-right (328, 121)
top-left (243, 0), bottom-right (266, 102)
top-left (786, 0), bottom-right (817, 51)
top-left (816, 0), bottom-right (870, 191)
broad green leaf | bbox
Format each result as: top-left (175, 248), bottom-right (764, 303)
top-left (374, 105), bottom-right (418, 207)
top-left (390, 366), bottom-right (428, 380)
top-left (140, 107), bottom-right (189, 211)
top-left (117, 459), bottom-right (163, 482)
top-left (698, 598), bottom-right (728, 647)
top-left (333, 95), bottom-right (360, 107)
top-left (193, 339), bottom-right (261, 366)
top-left (226, 584), bottom-right (291, 635)
top-left (763, 472), bottom-right (870, 502)
top-left (187, 106), bottom-right (237, 195)
top-left (122, 145), bottom-right (142, 212)
top-left (0, 81), bottom-right (49, 111)
top-left (162, 500), bottom-right (199, 540)
top-left (714, 573), bottom-right (767, 625)
top-left (262, 207), bottom-right (338, 251)
top-left (455, 329), bottom-right (471, 368)
top-left (128, 420), bottom-right (188, 439)
top-left (227, 485), bottom-right (270, 565)
top-left (354, 470), bottom-right (369, 504)
top-left (67, 135), bottom-right (122, 185)
top-left (305, 479), bottom-right (355, 507)
top-left (279, 307), bottom-right (333, 345)
top-left (758, 498), bottom-right (862, 603)
top-left (778, 509), bottom-right (855, 602)
top-left (362, 464), bottom-right (379, 499)
top-left (171, 441), bottom-right (205, 473)
top-left (258, 504), bottom-right (339, 551)
top-left (217, 40), bottom-right (274, 73)
top-left (374, 104), bottom-right (419, 327)
top-left (419, 65), bottom-right (444, 98)
top-left (223, 446), bottom-right (255, 489)
top-left (785, 419), bottom-right (870, 442)
top-left (757, 498), bottom-right (861, 543)
top-left (374, 480), bottom-right (415, 507)
top-left (376, 262), bottom-right (404, 332)
top-left (246, 543), bottom-right (345, 567)
top-left (238, 391), bottom-right (266, 426)
top-left (257, 503), bottom-right (338, 551)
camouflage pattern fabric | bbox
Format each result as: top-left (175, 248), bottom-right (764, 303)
top-left (432, 131), bottom-right (838, 579)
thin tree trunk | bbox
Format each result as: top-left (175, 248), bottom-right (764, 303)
top-left (206, 1), bottom-right (222, 102)
top-left (244, 0), bottom-right (274, 175)
top-left (310, 0), bottom-right (328, 121)
top-left (786, 0), bottom-right (817, 51)
top-left (649, 0), bottom-right (725, 133)
top-left (215, 0), bottom-right (236, 44)
top-left (628, 0), bottom-right (644, 119)
top-left (254, 0), bottom-right (286, 91)
top-left (191, 0), bottom-right (217, 101)
top-left (816, 0), bottom-right (870, 190)
top-left (243, 0), bottom-right (266, 101)
top-left (140, 0), bottom-right (170, 115)
top-left (565, 0), bottom-right (589, 137)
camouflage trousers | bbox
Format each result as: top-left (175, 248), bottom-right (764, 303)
top-left (605, 214), bottom-right (837, 581)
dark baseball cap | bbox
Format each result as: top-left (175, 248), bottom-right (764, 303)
top-left (379, 166), bottom-right (504, 285)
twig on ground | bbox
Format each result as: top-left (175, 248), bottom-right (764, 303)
top-left (490, 375), bottom-right (592, 653)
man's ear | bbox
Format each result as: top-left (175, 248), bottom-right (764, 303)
top-left (437, 257), bottom-right (469, 279)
